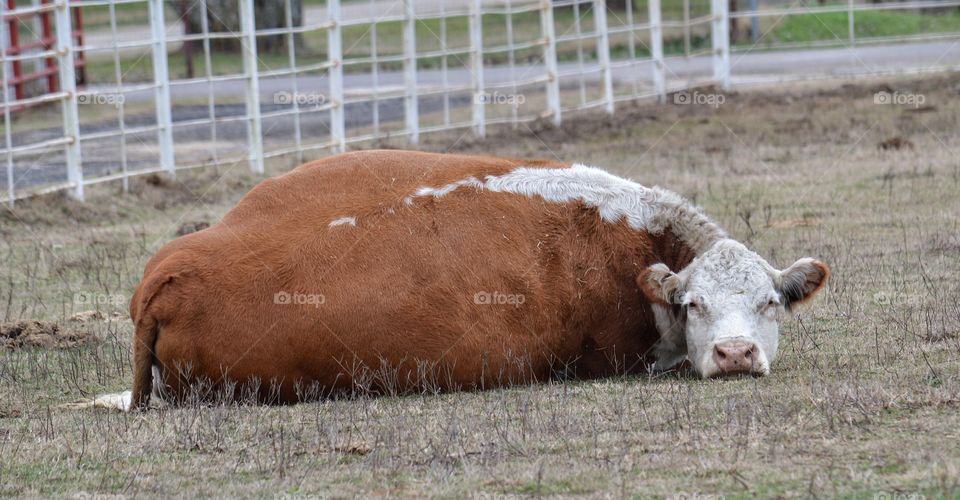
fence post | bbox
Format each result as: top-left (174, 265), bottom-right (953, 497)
top-left (148, 0), bottom-right (175, 178)
top-left (711, 0), bottom-right (730, 90)
top-left (540, 0), bottom-right (560, 126)
top-left (647, 0), bottom-right (665, 103)
top-left (2, 1), bottom-right (13, 206)
top-left (469, 0), bottom-right (485, 138)
top-left (847, 0), bottom-right (855, 47)
top-left (328, 0), bottom-right (345, 152)
top-left (593, 0), bottom-right (614, 114)
top-left (54, 0), bottom-right (83, 199)
top-left (403, 0), bottom-right (418, 144)
top-left (239, 0), bottom-right (264, 173)
top-left (0, 2), bottom-right (11, 105)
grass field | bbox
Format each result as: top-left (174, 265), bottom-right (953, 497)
top-left (1, 73), bottom-right (959, 496)
top-left (773, 9), bottom-right (960, 44)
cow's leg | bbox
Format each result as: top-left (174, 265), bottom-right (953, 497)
top-left (150, 364), bottom-right (171, 402)
top-left (90, 391), bottom-right (133, 411)
top-left (67, 365), bottom-right (169, 412)
top-left (59, 391), bottom-right (131, 411)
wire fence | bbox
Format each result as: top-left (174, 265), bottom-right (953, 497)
top-left (2, 0), bottom-right (959, 205)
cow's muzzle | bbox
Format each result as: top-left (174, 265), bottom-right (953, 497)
top-left (712, 340), bottom-right (757, 376)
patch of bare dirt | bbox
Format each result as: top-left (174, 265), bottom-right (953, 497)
top-left (768, 217), bottom-right (821, 229)
top-left (0, 320), bottom-right (99, 350)
top-left (926, 232), bottom-right (960, 255)
top-left (878, 136), bottom-right (915, 151)
top-left (68, 310), bottom-right (126, 322)
top-left (0, 407), bottom-right (22, 419)
top-left (127, 170), bottom-right (252, 210)
top-left (328, 442), bottom-right (373, 456)
top-left (1, 168), bottom-right (256, 231)
top-left (176, 220), bottom-right (211, 236)
top-left (444, 75), bottom-right (960, 157)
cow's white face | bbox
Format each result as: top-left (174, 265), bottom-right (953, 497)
top-left (639, 239), bottom-right (829, 378)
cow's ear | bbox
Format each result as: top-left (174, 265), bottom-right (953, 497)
top-left (778, 258), bottom-right (830, 310)
top-left (637, 263), bottom-right (685, 306)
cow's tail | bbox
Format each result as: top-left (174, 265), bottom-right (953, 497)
top-left (130, 314), bottom-right (160, 410)
top-left (128, 264), bottom-right (180, 411)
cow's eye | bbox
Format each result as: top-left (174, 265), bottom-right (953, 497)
top-left (687, 300), bottom-right (701, 312)
top-left (762, 299), bottom-right (779, 310)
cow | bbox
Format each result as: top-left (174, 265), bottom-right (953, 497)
top-left (93, 150), bottom-right (829, 411)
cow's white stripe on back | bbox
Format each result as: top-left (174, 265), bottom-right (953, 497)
top-left (329, 216), bottom-right (357, 228)
top-left (415, 177), bottom-right (484, 198)
top-left (411, 164), bottom-right (725, 253)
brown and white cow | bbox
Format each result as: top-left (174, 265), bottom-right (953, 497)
top-left (95, 151), bottom-right (829, 410)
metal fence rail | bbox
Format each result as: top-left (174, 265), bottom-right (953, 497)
top-left (1, 0), bottom-right (959, 205)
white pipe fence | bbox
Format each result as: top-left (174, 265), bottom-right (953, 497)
top-left (1, 0), bottom-right (959, 205)
top-left (54, 0), bottom-right (84, 200)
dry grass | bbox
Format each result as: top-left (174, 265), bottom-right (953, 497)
top-left (1, 73), bottom-right (959, 497)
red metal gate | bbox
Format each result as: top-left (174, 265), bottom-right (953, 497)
top-left (2, 0), bottom-right (84, 108)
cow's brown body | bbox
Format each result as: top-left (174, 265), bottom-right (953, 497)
top-left (130, 151), bottom-right (700, 407)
